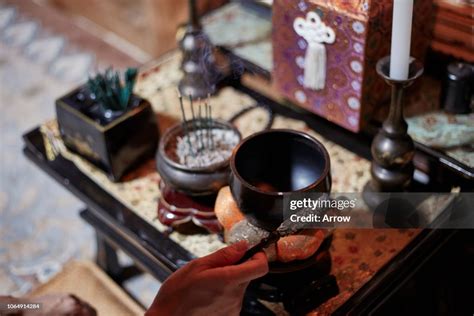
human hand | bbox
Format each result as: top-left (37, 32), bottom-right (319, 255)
top-left (146, 241), bottom-right (268, 316)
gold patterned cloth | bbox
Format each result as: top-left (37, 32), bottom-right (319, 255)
top-left (40, 51), bottom-right (420, 315)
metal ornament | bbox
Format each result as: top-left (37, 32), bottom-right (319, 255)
top-left (178, 0), bottom-right (218, 99)
top-left (365, 56), bottom-right (424, 197)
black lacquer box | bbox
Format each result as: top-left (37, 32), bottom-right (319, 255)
top-left (56, 86), bottom-right (159, 181)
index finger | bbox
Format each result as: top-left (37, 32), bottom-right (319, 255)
top-left (199, 241), bottom-right (248, 268)
top-left (205, 252), bottom-right (269, 284)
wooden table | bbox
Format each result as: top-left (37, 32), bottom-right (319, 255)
top-left (22, 79), bottom-right (461, 314)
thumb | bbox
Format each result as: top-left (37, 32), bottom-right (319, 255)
top-left (200, 241), bottom-right (248, 268)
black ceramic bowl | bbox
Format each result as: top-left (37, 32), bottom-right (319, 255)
top-left (230, 129), bottom-right (331, 230)
top-left (156, 119), bottom-right (241, 195)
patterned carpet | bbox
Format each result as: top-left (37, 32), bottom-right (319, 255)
top-left (0, 2), bottom-right (159, 307)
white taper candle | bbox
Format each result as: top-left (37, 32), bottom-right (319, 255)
top-left (389, 0), bottom-right (414, 80)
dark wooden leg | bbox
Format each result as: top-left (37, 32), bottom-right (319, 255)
top-left (95, 230), bottom-right (144, 284)
top-left (95, 231), bottom-right (122, 281)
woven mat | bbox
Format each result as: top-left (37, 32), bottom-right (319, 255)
top-left (40, 52), bottom-right (420, 315)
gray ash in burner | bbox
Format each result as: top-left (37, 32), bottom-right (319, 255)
top-left (176, 128), bottom-right (239, 168)
top-left (173, 91), bottom-right (239, 168)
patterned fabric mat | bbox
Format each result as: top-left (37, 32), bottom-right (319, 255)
top-left (40, 52), bottom-right (420, 315)
top-left (408, 112), bottom-right (474, 168)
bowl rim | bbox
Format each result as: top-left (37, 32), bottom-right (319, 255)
top-left (159, 119), bottom-right (242, 172)
top-left (230, 129), bottom-right (331, 196)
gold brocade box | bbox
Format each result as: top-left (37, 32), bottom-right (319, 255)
top-left (272, 0), bottom-right (433, 132)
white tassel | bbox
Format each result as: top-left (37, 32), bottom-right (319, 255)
top-left (294, 12), bottom-right (335, 91)
top-left (304, 43), bottom-right (326, 90)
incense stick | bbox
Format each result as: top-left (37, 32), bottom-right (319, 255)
top-left (189, 95), bottom-right (196, 130)
top-left (209, 104), bottom-right (214, 149)
top-left (197, 99), bottom-right (205, 151)
top-left (205, 103), bottom-right (210, 149)
top-left (177, 89), bottom-right (195, 157)
top-left (207, 94), bottom-right (215, 150)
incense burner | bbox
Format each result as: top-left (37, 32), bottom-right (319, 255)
top-left (156, 119), bottom-right (241, 233)
top-left (157, 119), bottom-right (241, 194)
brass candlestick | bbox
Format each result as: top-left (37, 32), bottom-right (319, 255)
top-left (178, 0), bottom-right (218, 99)
top-left (364, 56), bottom-right (423, 207)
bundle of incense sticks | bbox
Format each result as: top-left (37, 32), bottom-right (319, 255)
top-left (177, 91), bottom-right (215, 156)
